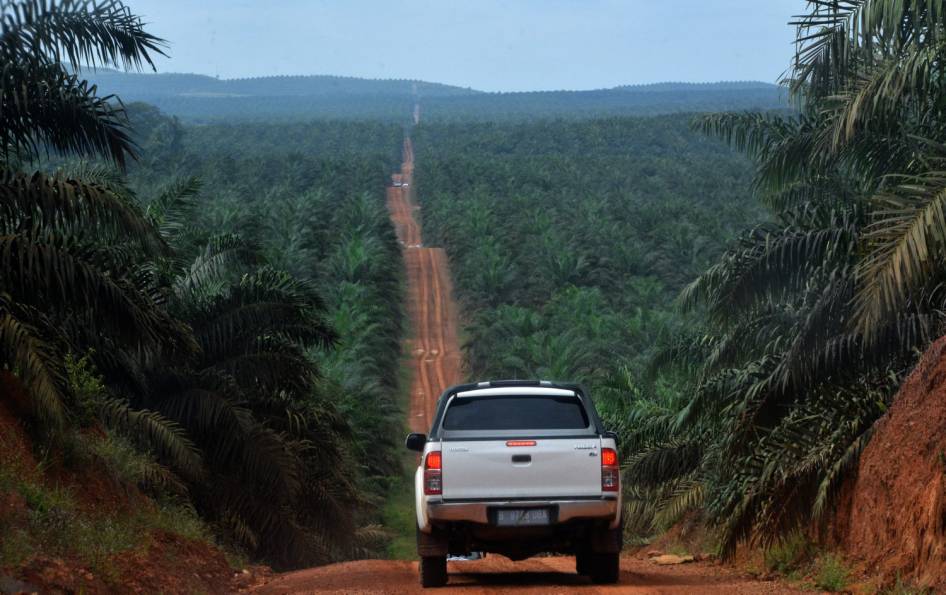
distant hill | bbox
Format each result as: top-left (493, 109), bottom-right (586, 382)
top-left (421, 82), bottom-right (787, 121)
top-left (83, 68), bottom-right (786, 122)
top-left (84, 67), bottom-right (477, 98)
top-left (613, 81), bottom-right (780, 92)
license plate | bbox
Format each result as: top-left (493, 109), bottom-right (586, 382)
top-left (495, 508), bottom-right (550, 526)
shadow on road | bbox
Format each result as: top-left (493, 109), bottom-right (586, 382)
top-left (447, 570), bottom-right (596, 588)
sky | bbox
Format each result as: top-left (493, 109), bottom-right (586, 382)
top-left (128, 0), bottom-right (802, 92)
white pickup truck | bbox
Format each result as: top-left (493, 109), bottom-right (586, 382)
top-left (405, 380), bottom-right (623, 588)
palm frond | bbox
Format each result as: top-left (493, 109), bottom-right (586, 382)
top-left (1, 234), bottom-right (195, 354)
top-left (0, 167), bottom-right (162, 249)
top-left (654, 478), bottom-right (705, 530)
top-left (0, 0), bottom-right (166, 69)
top-left (0, 301), bottom-right (66, 429)
top-left (855, 167), bottom-right (946, 339)
top-left (98, 396), bottom-right (204, 481)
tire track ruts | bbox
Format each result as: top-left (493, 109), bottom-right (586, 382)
top-left (386, 136), bottom-right (462, 434)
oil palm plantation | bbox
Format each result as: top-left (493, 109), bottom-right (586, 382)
top-left (626, 0), bottom-right (946, 554)
top-left (1, 0), bottom-right (381, 569)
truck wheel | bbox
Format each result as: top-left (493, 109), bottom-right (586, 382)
top-left (419, 555), bottom-right (448, 588)
top-left (589, 552), bottom-right (619, 584)
top-left (576, 551), bottom-right (591, 576)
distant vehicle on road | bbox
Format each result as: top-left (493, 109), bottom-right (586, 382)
top-left (393, 181), bottom-right (403, 187)
top-left (406, 380), bottom-right (623, 588)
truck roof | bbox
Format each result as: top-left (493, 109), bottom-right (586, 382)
top-left (447, 379), bottom-right (581, 392)
top-left (455, 386), bottom-right (575, 398)
top-left (428, 380), bottom-right (604, 438)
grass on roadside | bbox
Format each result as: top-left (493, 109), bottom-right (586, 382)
top-left (0, 430), bottom-right (221, 578)
top-left (382, 456), bottom-right (418, 560)
top-left (813, 553), bottom-right (850, 592)
top-left (881, 575), bottom-right (933, 595)
top-left (759, 535), bottom-right (857, 592)
top-left (381, 348), bottom-right (419, 560)
top-left (764, 532), bottom-right (811, 579)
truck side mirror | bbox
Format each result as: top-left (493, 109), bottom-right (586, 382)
top-left (405, 432), bottom-right (427, 452)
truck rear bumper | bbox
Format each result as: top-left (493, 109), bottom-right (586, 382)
top-left (428, 497), bottom-right (618, 525)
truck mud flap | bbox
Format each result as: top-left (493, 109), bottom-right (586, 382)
top-left (416, 526), bottom-right (449, 556)
top-left (590, 523), bottom-right (623, 554)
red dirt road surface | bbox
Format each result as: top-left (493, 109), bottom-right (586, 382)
top-left (387, 137), bottom-right (463, 432)
top-left (252, 135), bottom-right (808, 594)
top-left (255, 554), bottom-right (807, 594)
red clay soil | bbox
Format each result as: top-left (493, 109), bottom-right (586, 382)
top-left (0, 374), bottom-right (263, 594)
top-left (13, 531), bottom-right (244, 595)
top-left (833, 334), bottom-right (946, 590)
top-left (255, 553), bottom-right (807, 594)
top-left (386, 137), bottom-right (463, 433)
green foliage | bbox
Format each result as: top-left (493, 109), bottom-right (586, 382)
top-left (65, 352), bottom-right (107, 425)
top-left (623, 0), bottom-right (946, 558)
top-left (414, 116), bottom-right (762, 403)
top-left (764, 532), bottom-right (811, 575)
top-left (0, 447), bottom-right (213, 577)
top-left (421, 83), bottom-right (785, 122)
top-left (0, 0), bottom-right (406, 571)
top-left (814, 553), bottom-right (851, 592)
top-left (413, 116), bottom-right (765, 543)
top-left (382, 455), bottom-right (421, 560)
top-left (0, 0), bottom-right (165, 167)
top-left (124, 112), bottom-right (407, 528)
top-left (81, 430), bottom-right (189, 497)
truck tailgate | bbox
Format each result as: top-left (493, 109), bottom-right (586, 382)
top-left (441, 438), bottom-right (602, 500)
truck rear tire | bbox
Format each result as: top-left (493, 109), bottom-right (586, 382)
top-left (576, 551), bottom-right (592, 575)
top-left (419, 555), bottom-right (448, 588)
top-left (589, 552), bottom-right (619, 584)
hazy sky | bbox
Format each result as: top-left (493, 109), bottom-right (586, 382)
top-left (129, 0), bottom-right (802, 92)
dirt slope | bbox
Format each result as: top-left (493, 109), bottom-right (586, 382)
top-left (834, 335), bottom-right (946, 590)
top-left (0, 373), bottom-right (258, 595)
top-left (386, 137), bottom-right (463, 432)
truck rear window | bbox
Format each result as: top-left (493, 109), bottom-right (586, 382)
top-left (442, 395), bottom-right (589, 431)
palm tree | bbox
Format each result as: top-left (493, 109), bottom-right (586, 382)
top-left (1, 0), bottom-right (165, 167)
top-left (154, 252), bottom-right (350, 567)
top-left (1, 0), bottom-right (168, 422)
top-left (136, 177), bottom-right (388, 566)
top-left (0, 164), bottom-right (198, 428)
top-left (1, 2), bottom-right (378, 567)
top-left (627, 0), bottom-right (946, 556)
top-left (785, 1), bottom-right (946, 343)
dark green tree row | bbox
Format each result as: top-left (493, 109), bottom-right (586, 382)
top-left (124, 107), bottom-right (408, 507)
top-left (1, 0), bottom-right (404, 571)
top-left (411, 116), bottom-right (765, 418)
top-left (419, 85), bottom-right (785, 122)
top-left (113, 85), bottom-right (785, 124)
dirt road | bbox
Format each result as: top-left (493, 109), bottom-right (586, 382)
top-left (386, 137), bottom-right (463, 432)
top-left (256, 554), bottom-right (807, 594)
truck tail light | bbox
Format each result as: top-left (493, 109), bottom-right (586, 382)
top-left (601, 447), bottom-right (619, 492)
top-left (424, 451), bottom-right (442, 495)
